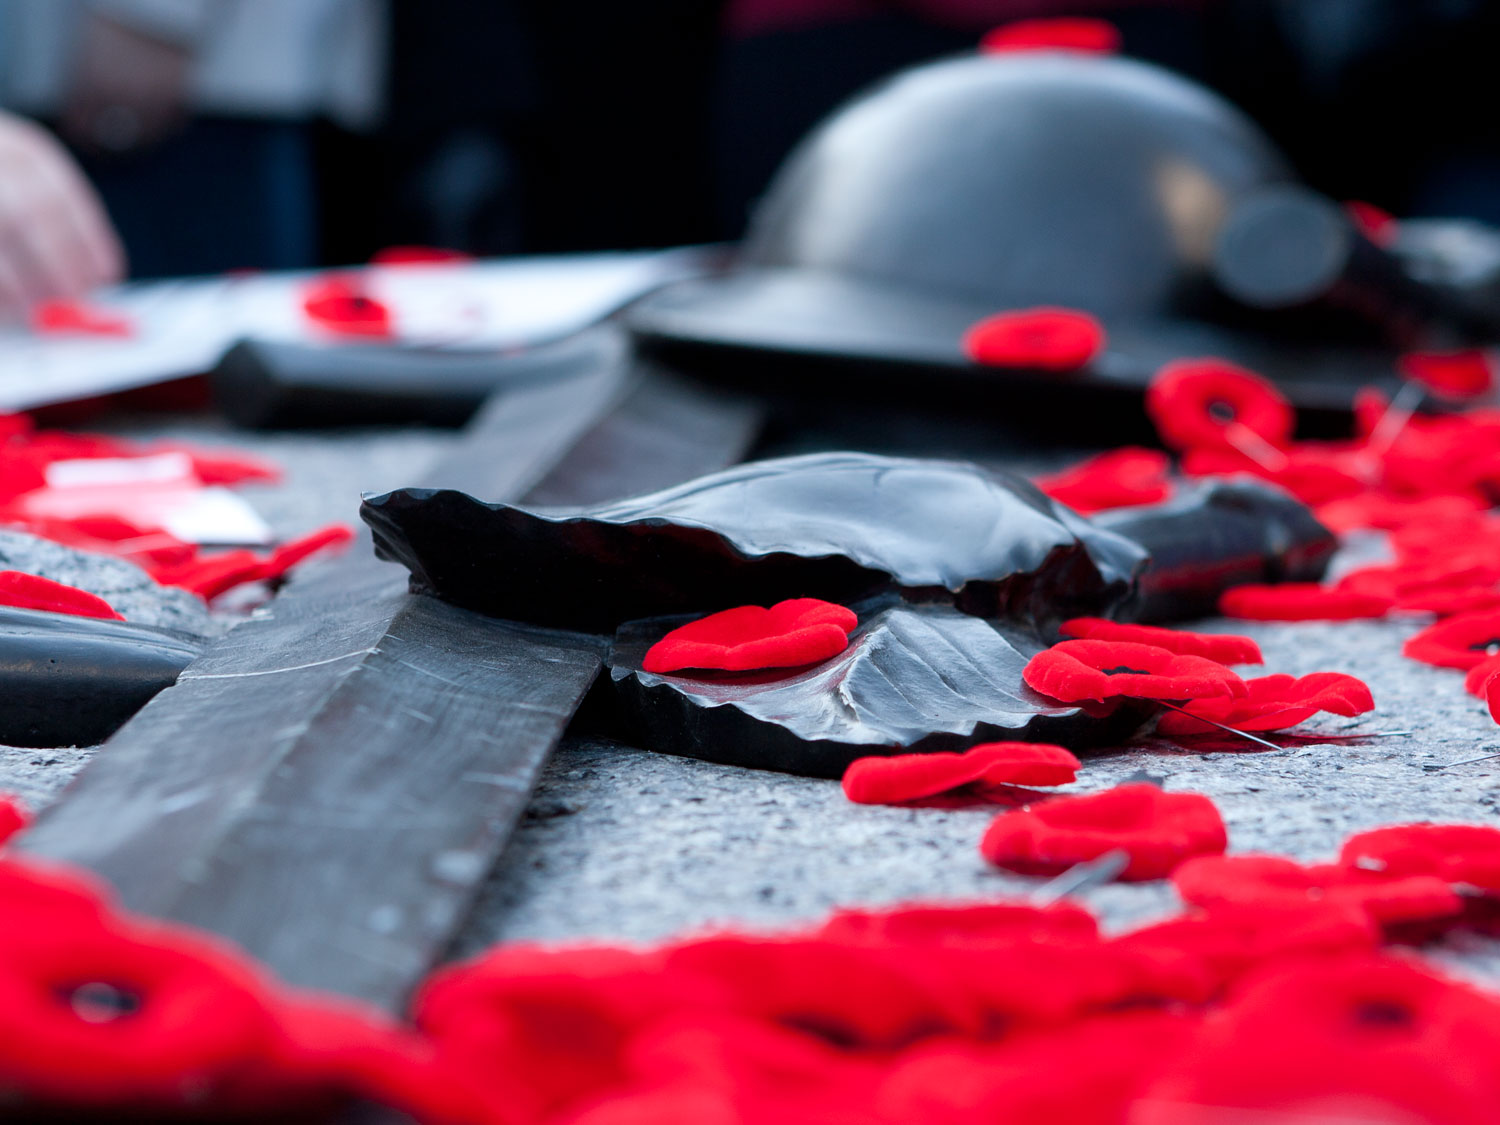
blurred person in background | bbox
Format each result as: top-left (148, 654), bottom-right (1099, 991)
top-left (0, 0), bottom-right (388, 278)
top-left (0, 108), bottom-right (122, 318)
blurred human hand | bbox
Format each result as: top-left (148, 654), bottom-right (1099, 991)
top-left (0, 112), bottom-right (125, 319)
top-left (60, 12), bottom-right (193, 154)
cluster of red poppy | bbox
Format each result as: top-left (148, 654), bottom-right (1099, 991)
top-left (0, 411), bottom-right (353, 608)
top-left (6, 787), bottom-right (1500, 1123)
top-left (1021, 618), bottom-right (1374, 738)
top-left (1020, 304), bottom-right (1500, 725)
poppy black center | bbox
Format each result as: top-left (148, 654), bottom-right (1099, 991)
top-left (61, 981), bottom-right (143, 1023)
top-left (1353, 999), bottom-right (1414, 1028)
top-left (1101, 666), bottom-right (1150, 676)
top-left (1466, 638), bottom-right (1500, 654)
top-left (348, 296), bottom-right (374, 311)
top-left (1207, 400), bottom-right (1237, 423)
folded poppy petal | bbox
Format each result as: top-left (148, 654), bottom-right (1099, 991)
top-left (643, 598), bottom-right (858, 674)
top-left (1399, 349), bottom-right (1496, 399)
top-left (149, 550), bottom-right (269, 601)
top-left (1145, 359), bottom-right (1294, 453)
top-left (1341, 823), bottom-right (1500, 897)
top-left (962, 307), bottom-right (1105, 371)
top-left (0, 570), bottom-right (123, 621)
top-left (1218, 583), bottom-right (1391, 622)
top-left (1157, 671), bottom-right (1375, 735)
top-left (30, 299), bottom-right (134, 338)
top-left (980, 784), bottom-right (1227, 881)
top-left (1058, 618), bottom-right (1262, 664)
top-left (1134, 955), bottom-right (1500, 1125)
top-left (0, 796), bottom-right (28, 846)
top-left (842, 742), bottom-right (1081, 806)
top-left (1022, 640), bottom-right (1245, 703)
top-left (302, 277), bottom-right (394, 339)
top-left (979, 17), bottom-right (1121, 54)
top-left (1172, 854), bottom-right (1464, 926)
top-left (1403, 610), bottom-right (1500, 670)
top-left (265, 524), bottom-right (358, 576)
top-left (1032, 447), bottom-right (1171, 513)
top-left (1346, 199), bottom-right (1399, 246)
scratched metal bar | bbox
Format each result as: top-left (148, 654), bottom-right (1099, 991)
top-left (23, 348), bottom-right (764, 1011)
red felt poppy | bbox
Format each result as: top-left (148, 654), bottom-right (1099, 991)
top-left (146, 550), bottom-right (267, 601)
top-left (1399, 349), bottom-right (1496, 399)
top-left (841, 742), bottom-right (1080, 806)
top-left (1032, 448), bottom-right (1172, 514)
top-left (0, 571), bottom-right (123, 621)
top-left (30, 299), bottom-right (134, 338)
top-left (0, 413), bottom-right (31, 442)
top-left (1345, 200), bottom-right (1399, 246)
top-left (0, 796), bottom-right (28, 846)
top-left (979, 17), bottom-right (1122, 54)
top-left (302, 277), bottom-right (393, 339)
top-left (1399, 585), bottom-right (1500, 617)
top-left (173, 447), bottom-right (282, 487)
top-left (1022, 639), bottom-right (1245, 704)
top-left (1464, 655), bottom-right (1500, 697)
top-left (962, 307), bottom-right (1106, 371)
top-left (0, 915), bottom-right (279, 1106)
top-left (1156, 671), bottom-right (1375, 736)
top-left (1403, 610), bottom-right (1500, 670)
top-left (1341, 823), bottom-right (1500, 897)
top-left (1135, 955), bottom-right (1500, 1125)
top-left (1218, 582), bottom-right (1391, 622)
top-left (1339, 560), bottom-right (1500, 610)
top-left (1058, 618), bottom-right (1262, 665)
top-left (1145, 359), bottom-right (1294, 453)
top-left (643, 598), bottom-right (858, 674)
top-left (1315, 491), bottom-right (1486, 533)
top-left (266, 524), bottom-right (357, 576)
top-left (816, 900), bottom-right (1099, 948)
top-left (369, 246), bottom-right (473, 267)
top-left (1172, 854), bottom-right (1464, 926)
top-left (1485, 677), bottom-right (1500, 726)
top-left (1181, 445), bottom-right (1371, 506)
top-left (1114, 902), bottom-right (1379, 999)
top-left (980, 784), bottom-right (1227, 881)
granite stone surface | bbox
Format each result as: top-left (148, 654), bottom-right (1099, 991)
top-left (3, 419), bottom-right (1499, 987)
